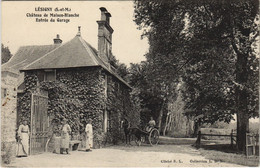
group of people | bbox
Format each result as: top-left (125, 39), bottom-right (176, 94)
top-left (16, 116), bottom-right (156, 157)
top-left (59, 118), bottom-right (94, 154)
top-left (16, 118), bottom-right (94, 157)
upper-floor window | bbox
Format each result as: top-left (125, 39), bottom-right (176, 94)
top-left (44, 70), bottom-right (56, 81)
top-left (116, 82), bottom-right (120, 92)
top-left (37, 70), bottom-right (56, 82)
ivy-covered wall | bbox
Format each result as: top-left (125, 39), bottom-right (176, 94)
top-left (17, 71), bottom-right (38, 126)
top-left (17, 66), bottom-right (135, 147)
top-left (105, 72), bottom-right (139, 144)
top-left (55, 67), bottom-right (106, 146)
top-left (18, 67), bottom-right (106, 146)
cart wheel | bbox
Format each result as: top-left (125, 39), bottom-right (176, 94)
top-left (149, 129), bottom-right (159, 146)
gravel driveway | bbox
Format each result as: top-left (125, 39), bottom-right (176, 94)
top-left (6, 144), bottom-right (241, 167)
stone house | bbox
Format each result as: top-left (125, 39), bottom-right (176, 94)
top-left (2, 7), bottom-right (133, 154)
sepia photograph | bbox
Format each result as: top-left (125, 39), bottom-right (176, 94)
top-left (1, 0), bottom-right (259, 167)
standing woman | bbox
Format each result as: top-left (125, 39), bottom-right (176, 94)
top-left (17, 119), bottom-right (30, 157)
top-left (85, 119), bottom-right (93, 152)
top-left (60, 118), bottom-right (71, 154)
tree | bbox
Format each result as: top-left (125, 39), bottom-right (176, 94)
top-left (163, 80), bottom-right (194, 137)
top-left (128, 62), bottom-right (164, 128)
top-left (134, 0), bottom-right (259, 152)
top-left (134, 1), bottom-right (191, 132)
top-left (226, 1), bottom-right (259, 152)
top-left (1, 44), bottom-right (13, 64)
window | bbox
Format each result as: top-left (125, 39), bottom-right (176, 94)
top-left (107, 111), bottom-right (111, 131)
top-left (37, 71), bottom-right (45, 82)
top-left (104, 75), bottom-right (108, 98)
top-left (116, 83), bottom-right (120, 92)
top-left (44, 70), bottom-right (56, 81)
top-left (103, 110), bottom-right (108, 132)
top-left (103, 109), bottom-right (112, 132)
top-left (1, 88), bottom-right (7, 98)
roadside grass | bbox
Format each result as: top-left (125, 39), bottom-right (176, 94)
top-left (199, 144), bottom-right (259, 167)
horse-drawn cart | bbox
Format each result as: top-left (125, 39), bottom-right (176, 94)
top-left (135, 127), bottom-right (160, 146)
top-left (122, 119), bottom-right (160, 146)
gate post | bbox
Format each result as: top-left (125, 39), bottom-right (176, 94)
top-left (30, 93), bottom-right (34, 155)
top-left (253, 134), bottom-right (256, 155)
top-left (231, 129), bottom-right (233, 148)
top-left (195, 131), bottom-right (201, 148)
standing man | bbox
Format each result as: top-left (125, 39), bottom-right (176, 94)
top-left (85, 119), bottom-right (93, 152)
top-left (17, 119), bottom-right (30, 157)
top-left (60, 118), bottom-right (71, 154)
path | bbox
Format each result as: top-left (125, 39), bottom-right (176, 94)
top-left (6, 144), bottom-right (241, 167)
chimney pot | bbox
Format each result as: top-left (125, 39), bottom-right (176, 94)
top-left (99, 7), bottom-right (107, 12)
top-left (77, 26), bottom-right (81, 36)
top-left (53, 34), bottom-right (62, 44)
top-left (100, 7), bottom-right (109, 21)
top-left (105, 12), bottom-right (111, 24)
top-left (105, 12), bottom-right (111, 17)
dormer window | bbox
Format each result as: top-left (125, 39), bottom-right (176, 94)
top-left (44, 69), bottom-right (56, 81)
top-left (37, 70), bottom-right (56, 82)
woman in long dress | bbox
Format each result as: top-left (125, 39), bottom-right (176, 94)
top-left (17, 120), bottom-right (30, 157)
top-left (85, 119), bottom-right (93, 152)
top-left (60, 119), bottom-right (71, 154)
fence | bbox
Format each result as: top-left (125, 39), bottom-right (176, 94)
top-left (246, 133), bottom-right (259, 157)
top-left (195, 129), bottom-right (236, 148)
top-left (195, 130), bottom-right (259, 157)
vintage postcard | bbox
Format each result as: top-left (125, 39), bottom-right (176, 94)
top-left (1, 0), bottom-right (259, 167)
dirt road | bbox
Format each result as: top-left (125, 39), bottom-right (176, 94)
top-left (6, 144), bottom-right (241, 167)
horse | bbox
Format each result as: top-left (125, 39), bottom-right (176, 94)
top-left (121, 118), bottom-right (145, 146)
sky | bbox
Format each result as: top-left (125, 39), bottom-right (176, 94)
top-left (2, 1), bottom-right (149, 66)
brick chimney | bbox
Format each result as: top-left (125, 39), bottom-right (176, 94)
top-left (97, 7), bottom-right (114, 67)
top-left (53, 34), bottom-right (62, 44)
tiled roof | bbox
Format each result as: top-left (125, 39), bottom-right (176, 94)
top-left (21, 35), bottom-right (131, 88)
top-left (2, 44), bottom-right (60, 72)
top-left (22, 36), bottom-right (101, 70)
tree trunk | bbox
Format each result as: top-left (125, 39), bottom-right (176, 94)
top-left (157, 100), bottom-right (165, 133)
top-left (193, 119), bottom-right (201, 138)
top-left (236, 88), bottom-right (249, 153)
top-left (236, 108), bottom-right (249, 153)
top-left (235, 52), bottom-right (249, 153)
top-left (163, 113), bottom-right (169, 136)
